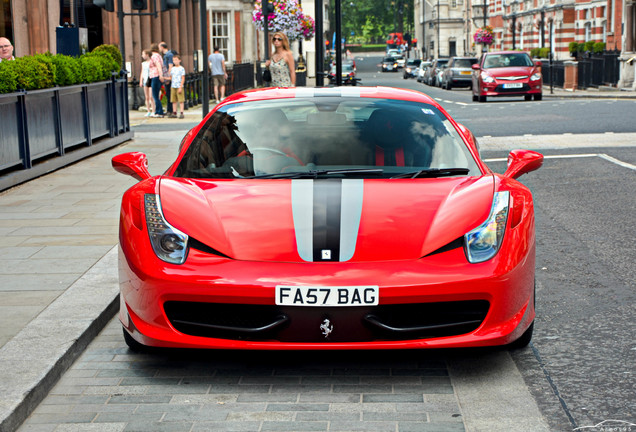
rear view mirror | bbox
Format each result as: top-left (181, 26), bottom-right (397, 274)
top-left (504, 149), bottom-right (543, 179)
top-left (471, 64), bottom-right (480, 70)
top-left (112, 152), bottom-right (151, 181)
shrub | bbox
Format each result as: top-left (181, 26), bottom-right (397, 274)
top-left (13, 56), bottom-right (54, 91)
top-left (539, 47), bottom-right (550, 58)
top-left (50, 54), bottom-right (83, 86)
top-left (568, 41), bottom-right (579, 55)
top-left (530, 48), bottom-right (540, 58)
top-left (0, 60), bottom-right (19, 93)
top-left (91, 44), bottom-right (122, 70)
top-left (584, 41), bottom-right (595, 52)
top-left (593, 42), bottom-right (606, 54)
top-left (80, 52), bottom-right (118, 82)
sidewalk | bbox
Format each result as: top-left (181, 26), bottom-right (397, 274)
top-left (0, 92), bottom-right (635, 432)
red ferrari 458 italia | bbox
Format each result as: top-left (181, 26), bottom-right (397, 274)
top-left (113, 86), bottom-right (543, 351)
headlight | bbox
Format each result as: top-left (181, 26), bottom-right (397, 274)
top-left (144, 194), bottom-right (189, 264)
top-left (464, 192), bottom-right (509, 263)
top-left (481, 73), bottom-right (495, 83)
top-left (530, 73), bottom-right (542, 81)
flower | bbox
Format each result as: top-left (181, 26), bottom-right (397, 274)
top-left (252, 0), bottom-right (315, 41)
top-left (474, 26), bottom-right (494, 45)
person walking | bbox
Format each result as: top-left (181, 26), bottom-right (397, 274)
top-left (139, 50), bottom-right (154, 117)
top-left (148, 43), bottom-right (165, 117)
top-left (265, 32), bottom-right (295, 87)
top-left (160, 42), bottom-right (175, 117)
top-left (0, 37), bottom-right (15, 62)
top-left (169, 55), bottom-right (186, 119)
top-left (208, 47), bottom-right (227, 103)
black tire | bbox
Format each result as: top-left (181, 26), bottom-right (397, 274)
top-left (524, 95), bottom-right (532, 101)
top-left (508, 322), bottom-right (534, 349)
top-left (534, 93), bottom-right (542, 101)
top-left (478, 95), bottom-right (487, 103)
top-left (447, 82), bottom-right (452, 91)
top-left (472, 94), bottom-right (478, 102)
top-left (123, 327), bottom-right (147, 352)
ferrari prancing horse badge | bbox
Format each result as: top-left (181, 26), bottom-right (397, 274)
top-left (320, 319), bottom-right (333, 338)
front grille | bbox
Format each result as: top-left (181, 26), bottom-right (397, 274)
top-left (164, 300), bottom-right (489, 343)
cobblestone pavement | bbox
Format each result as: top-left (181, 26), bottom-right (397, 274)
top-left (18, 319), bottom-right (467, 432)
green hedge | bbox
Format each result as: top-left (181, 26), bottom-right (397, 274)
top-left (0, 44), bottom-right (121, 94)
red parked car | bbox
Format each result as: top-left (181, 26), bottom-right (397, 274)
top-left (112, 86), bottom-right (543, 352)
top-left (472, 51), bottom-right (542, 102)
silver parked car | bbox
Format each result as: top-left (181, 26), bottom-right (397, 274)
top-left (441, 57), bottom-right (478, 90)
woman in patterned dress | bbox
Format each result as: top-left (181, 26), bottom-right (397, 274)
top-left (265, 32), bottom-right (296, 87)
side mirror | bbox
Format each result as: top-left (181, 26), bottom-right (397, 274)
top-left (504, 149), bottom-right (543, 179)
top-left (534, 60), bottom-right (542, 67)
top-left (471, 63), bottom-right (480, 70)
top-left (112, 152), bottom-right (151, 181)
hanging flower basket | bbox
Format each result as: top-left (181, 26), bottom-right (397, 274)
top-left (252, 0), bottom-right (315, 41)
top-left (474, 26), bottom-right (494, 45)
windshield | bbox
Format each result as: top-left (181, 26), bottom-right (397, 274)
top-left (453, 58), bottom-right (477, 68)
top-left (383, 57), bottom-right (396, 62)
top-left (173, 98), bottom-right (480, 179)
top-left (483, 53), bottom-right (534, 68)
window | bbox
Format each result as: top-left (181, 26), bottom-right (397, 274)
top-left (211, 12), bottom-right (230, 61)
top-left (1, 0), bottom-right (13, 42)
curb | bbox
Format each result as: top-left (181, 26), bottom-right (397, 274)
top-left (0, 248), bottom-right (120, 432)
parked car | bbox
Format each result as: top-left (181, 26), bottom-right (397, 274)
top-left (381, 56), bottom-right (399, 72)
top-left (112, 85), bottom-right (543, 351)
top-left (471, 51), bottom-right (543, 102)
top-left (403, 59), bottom-right (422, 79)
top-left (441, 57), bottom-right (478, 90)
top-left (425, 58), bottom-right (448, 86)
top-left (416, 61), bottom-right (432, 82)
top-left (329, 63), bottom-right (358, 85)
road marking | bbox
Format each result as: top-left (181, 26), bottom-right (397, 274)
top-left (485, 153), bottom-right (636, 171)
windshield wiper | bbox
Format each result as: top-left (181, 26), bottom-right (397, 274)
top-left (390, 168), bottom-right (470, 179)
top-left (245, 168), bottom-right (384, 179)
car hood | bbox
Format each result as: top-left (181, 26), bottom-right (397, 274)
top-left (158, 176), bottom-right (494, 262)
top-left (484, 66), bottom-right (535, 78)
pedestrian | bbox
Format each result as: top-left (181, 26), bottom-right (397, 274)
top-left (265, 32), bottom-right (295, 87)
top-left (160, 42), bottom-right (175, 117)
top-left (0, 37), bottom-right (15, 62)
top-left (148, 43), bottom-right (165, 117)
top-left (170, 55), bottom-right (186, 119)
top-left (208, 46), bottom-right (227, 103)
top-left (139, 50), bottom-right (154, 117)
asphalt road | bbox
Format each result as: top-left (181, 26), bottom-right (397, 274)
top-left (354, 54), bottom-right (636, 137)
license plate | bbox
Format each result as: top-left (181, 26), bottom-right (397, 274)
top-left (276, 286), bottom-right (379, 307)
top-left (461, 71), bottom-right (471, 75)
top-left (503, 83), bottom-right (523, 89)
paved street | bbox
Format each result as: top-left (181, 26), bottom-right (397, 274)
top-left (1, 74), bottom-right (635, 432)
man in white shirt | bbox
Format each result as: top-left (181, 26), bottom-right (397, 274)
top-left (0, 38), bottom-right (15, 62)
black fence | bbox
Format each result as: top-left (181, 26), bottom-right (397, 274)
top-left (539, 50), bottom-right (620, 90)
top-left (577, 50), bottom-right (621, 89)
top-left (0, 74), bottom-right (130, 174)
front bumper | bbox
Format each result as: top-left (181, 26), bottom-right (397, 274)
top-left (479, 80), bottom-right (542, 96)
top-left (119, 238), bottom-right (536, 350)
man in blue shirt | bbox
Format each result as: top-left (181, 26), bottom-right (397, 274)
top-left (160, 42), bottom-right (176, 117)
top-left (208, 47), bottom-right (228, 103)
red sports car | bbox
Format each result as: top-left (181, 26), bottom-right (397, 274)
top-left (472, 51), bottom-right (543, 102)
top-left (113, 86), bottom-right (543, 351)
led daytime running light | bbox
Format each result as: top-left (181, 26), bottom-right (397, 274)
top-left (464, 192), bottom-right (510, 263)
top-left (144, 194), bottom-right (189, 264)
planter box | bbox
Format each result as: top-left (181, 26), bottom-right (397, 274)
top-left (0, 76), bottom-right (130, 186)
